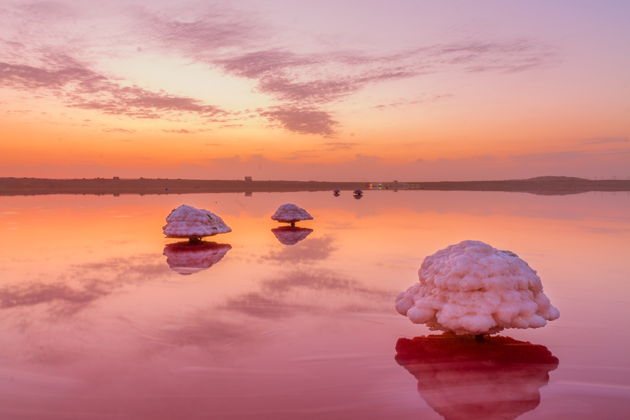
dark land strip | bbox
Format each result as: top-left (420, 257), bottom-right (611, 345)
top-left (1, 176), bottom-right (629, 196)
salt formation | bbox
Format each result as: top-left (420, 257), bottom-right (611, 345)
top-left (395, 240), bottom-right (559, 335)
top-left (396, 334), bottom-right (559, 419)
top-left (163, 204), bottom-right (231, 241)
top-left (271, 226), bottom-right (313, 245)
top-left (271, 203), bottom-right (313, 227)
top-left (163, 242), bottom-right (232, 275)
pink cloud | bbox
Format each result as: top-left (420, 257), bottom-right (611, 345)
top-left (216, 49), bottom-right (317, 78)
top-left (374, 94), bottom-right (453, 110)
top-left (0, 54), bottom-right (226, 120)
top-left (257, 69), bottom-right (415, 104)
top-left (162, 128), bottom-right (201, 134)
top-left (323, 142), bottom-right (358, 151)
top-left (260, 106), bottom-right (337, 136)
top-left (212, 41), bottom-right (553, 105)
top-left (0, 4), bottom-right (558, 137)
top-left (141, 8), bottom-right (260, 55)
top-left (103, 128), bottom-right (135, 134)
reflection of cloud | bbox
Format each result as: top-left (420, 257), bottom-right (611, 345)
top-left (155, 317), bottom-right (253, 347)
top-left (224, 268), bottom-right (392, 319)
top-left (163, 241), bottom-right (231, 275)
top-left (264, 235), bottom-right (332, 263)
top-left (0, 279), bottom-right (111, 315)
top-left (225, 293), bottom-right (310, 319)
top-left (261, 269), bottom-right (390, 298)
top-left (395, 334), bottom-right (559, 420)
top-left (0, 254), bottom-right (169, 315)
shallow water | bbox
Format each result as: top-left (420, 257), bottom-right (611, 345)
top-left (0, 190), bottom-right (629, 419)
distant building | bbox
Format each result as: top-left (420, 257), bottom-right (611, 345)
top-left (244, 176), bottom-right (253, 182)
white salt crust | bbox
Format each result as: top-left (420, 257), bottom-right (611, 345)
top-left (271, 203), bottom-right (313, 223)
top-left (395, 240), bottom-right (560, 335)
top-left (163, 204), bottom-right (231, 238)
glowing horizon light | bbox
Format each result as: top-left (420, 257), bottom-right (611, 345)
top-left (0, 0), bottom-right (628, 180)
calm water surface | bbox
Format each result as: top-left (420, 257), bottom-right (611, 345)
top-left (1, 191), bottom-right (629, 419)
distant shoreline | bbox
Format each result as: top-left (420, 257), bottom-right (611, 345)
top-left (1, 176), bottom-right (630, 196)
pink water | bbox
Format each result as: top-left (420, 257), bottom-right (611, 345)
top-left (0, 191), bottom-right (629, 419)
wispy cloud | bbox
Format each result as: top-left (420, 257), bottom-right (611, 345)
top-left (374, 94), bottom-right (452, 110)
top-left (260, 106), bottom-right (337, 136)
top-left (103, 127), bottom-right (135, 134)
top-left (216, 49), bottom-right (317, 78)
top-left (257, 69), bottom-right (415, 104)
top-left (162, 128), bottom-right (204, 134)
top-left (0, 3), bottom-right (558, 137)
top-left (323, 142), bottom-right (358, 151)
top-left (0, 54), bottom-right (227, 120)
top-left (213, 41), bottom-right (554, 104)
top-left (581, 137), bottom-right (628, 145)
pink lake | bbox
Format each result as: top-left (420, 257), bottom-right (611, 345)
top-left (0, 190), bottom-right (629, 419)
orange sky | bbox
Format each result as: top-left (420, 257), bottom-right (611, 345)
top-left (1, 0), bottom-right (629, 180)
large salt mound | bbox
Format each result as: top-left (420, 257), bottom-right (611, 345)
top-left (395, 240), bottom-right (559, 335)
top-left (163, 204), bottom-right (231, 239)
top-left (271, 203), bottom-right (313, 224)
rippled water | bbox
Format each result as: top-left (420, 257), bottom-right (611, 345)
top-left (1, 191), bottom-right (629, 419)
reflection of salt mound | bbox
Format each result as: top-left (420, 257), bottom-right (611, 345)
top-left (271, 203), bottom-right (313, 226)
top-left (396, 240), bottom-right (559, 335)
top-left (271, 226), bottom-right (313, 245)
top-left (163, 241), bottom-right (232, 275)
top-left (163, 204), bottom-right (231, 240)
top-left (395, 334), bottom-right (559, 420)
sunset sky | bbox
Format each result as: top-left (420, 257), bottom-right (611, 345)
top-left (1, 0), bottom-right (629, 181)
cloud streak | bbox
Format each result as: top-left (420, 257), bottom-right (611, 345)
top-left (581, 137), bottom-right (628, 145)
top-left (0, 54), bottom-right (226, 120)
top-left (260, 106), bottom-right (337, 136)
top-left (0, 3), bottom-right (558, 137)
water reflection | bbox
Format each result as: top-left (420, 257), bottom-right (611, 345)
top-left (395, 334), bottom-right (559, 420)
top-left (271, 226), bottom-right (313, 245)
top-left (163, 241), bottom-right (232, 275)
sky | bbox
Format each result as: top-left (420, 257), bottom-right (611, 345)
top-left (0, 0), bottom-right (629, 181)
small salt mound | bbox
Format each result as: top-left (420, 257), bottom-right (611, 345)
top-left (271, 203), bottom-right (313, 224)
top-left (163, 204), bottom-right (231, 239)
top-left (395, 240), bottom-right (559, 335)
